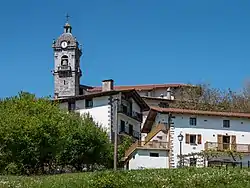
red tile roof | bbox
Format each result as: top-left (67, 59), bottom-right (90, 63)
top-left (53, 89), bottom-right (149, 111)
top-left (88, 83), bottom-right (191, 92)
top-left (150, 107), bottom-right (250, 118)
top-left (141, 107), bottom-right (250, 133)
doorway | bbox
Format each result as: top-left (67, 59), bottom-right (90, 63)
top-left (222, 135), bottom-right (230, 150)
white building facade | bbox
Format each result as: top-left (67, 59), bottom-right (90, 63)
top-left (124, 107), bottom-right (250, 169)
top-left (55, 80), bottom-right (149, 141)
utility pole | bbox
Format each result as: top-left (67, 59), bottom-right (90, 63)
top-left (113, 98), bottom-right (119, 170)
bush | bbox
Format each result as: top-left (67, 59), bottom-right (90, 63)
top-left (4, 163), bottom-right (21, 175)
top-left (0, 92), bottom-right (112, 175)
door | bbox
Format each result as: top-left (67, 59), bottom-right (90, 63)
top-left (223, 136), bottom-right (230, 150)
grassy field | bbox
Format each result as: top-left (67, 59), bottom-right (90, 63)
top-left (1, 168), bottom-right (250, 188)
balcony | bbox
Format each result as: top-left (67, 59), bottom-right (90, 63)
top-left (205, 142), bottom-right (250, 153)
top-left (118, 104), bottom-right (143, 122)
top-left (120, 125), bottom-right (140, 139)
top-left (58, 65), bottom-right (71, 72)
top-left (125, 141), bottom-right (169, 158)
top-left (57, 66), bottom-right (72, 77)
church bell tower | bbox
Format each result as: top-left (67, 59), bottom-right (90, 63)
top-left (52, 15), bottom-right (82, 99)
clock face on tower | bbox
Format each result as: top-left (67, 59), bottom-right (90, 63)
top-left (61, 41), bottom-right (68, 49)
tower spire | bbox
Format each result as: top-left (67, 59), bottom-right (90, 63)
top-left (64, 13), bottom-right (72, 33)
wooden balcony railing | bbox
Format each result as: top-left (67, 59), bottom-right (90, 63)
top-left (205, 142), bottom-right (250, 153)
top-left (119, 126), bottom-right (140, 139)
top-left (125, 141), bottom-right (169, 158)
top-left (118, 104), bottom-right (143, 122)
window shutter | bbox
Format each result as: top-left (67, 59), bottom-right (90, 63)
top-left (231, 135), bottom-right (236, 144)
top-left (231, 135), bottom-right (236, 151)
top-left (198, 134), bottom-right (202, 144)
top-left (217, 135), bottom-right (223, 150)
top-left (185, 134), bottom-right (190, 144)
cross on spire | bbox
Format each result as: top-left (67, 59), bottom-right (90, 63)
top-left (66, 13), bottom-right (70, 23)
top-left (64, 13), bottom-right (72, 33)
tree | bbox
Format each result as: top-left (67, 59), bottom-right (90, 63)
top-left (57, 113), bottom-right (112, 172)
top-left (171, 83), bottom-right (250, 113)
top-left (0, 92), bottom-right (112, 175)
top-left (117, 135), bottom-right (133, 168)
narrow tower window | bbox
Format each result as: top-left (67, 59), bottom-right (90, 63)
top-left (61, 55), bottom-right (69, 66)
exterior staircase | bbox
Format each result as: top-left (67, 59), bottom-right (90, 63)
top-left (123, 123), bottom-right (169, 161)
top-left (144, 123), bottom-right (167, 143)
top-left (124, 140), bottom-right (142, 159)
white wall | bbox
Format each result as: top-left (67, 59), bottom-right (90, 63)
top-left (117, 96), bottom-right (143, 138)
top-left (142, 111), bottom-right (149, 126)
top-left (137, 89), bottom-right (167, 98)
top-left (77, 105), bottom-right (111, 136)
top-left (151, 131), bottom-right (168, 143)
top-left (153, 88), bottom-right (171, 98)
top-left (75, 96), bottom-right (110, 109)
top-left (155, 113), bottom-right (168, 124)
top-left (137, 88), bottom-right (174, 99)
top-left (171, 113), bottom-right (250, 167)
top-left (128, 149), bottom-right (169, 169)
top-left (75, 96), bottom-right (111, 138)
top-left (94, 96), bottom-right (110, 107)
top-left (58, 94), bottom-right (144, 140)
top-left (137, 91), bottom-right (148, 96)
top-left (132, 99), bottom-right (141, 113)
top-left (118, 113), bottom-right (141, 134)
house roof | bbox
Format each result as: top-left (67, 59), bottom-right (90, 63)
top-left (87, 83), bottom-right (191, 92)
top-left (141, 106), bottom-right (250, 133)
top-left (151, 107), bottom-right (250, 118)
top-left (53, 89), bottom-right (149, 111)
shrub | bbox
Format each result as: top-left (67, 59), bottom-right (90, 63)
top-left (0, 92), bottom-right (112, 175)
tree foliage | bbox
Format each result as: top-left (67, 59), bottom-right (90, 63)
top-left (171, 82), bottom-right (250, 112)
top-left (117, 135), bottom-right (133, 168)
top-left (0, 92), bottom-right (112, 175)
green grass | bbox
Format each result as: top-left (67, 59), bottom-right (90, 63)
top-left (1, 168), bottom-right (250, 188)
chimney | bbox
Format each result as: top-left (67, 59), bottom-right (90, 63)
top-left (102, 79), bottom-right (114, 91)
top-left (166, 87), bottom-right (171, 100)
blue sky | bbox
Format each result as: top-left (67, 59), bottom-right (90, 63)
top-left (0, 0), bottom-right (250, 98)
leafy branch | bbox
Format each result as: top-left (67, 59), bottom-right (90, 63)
top-left (172, 82), bottom-right (250, 113)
